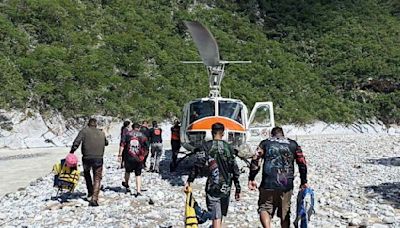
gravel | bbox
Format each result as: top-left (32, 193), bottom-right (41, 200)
top-left (0, 134), bottom-right (399, 227)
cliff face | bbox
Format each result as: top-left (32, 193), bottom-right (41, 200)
top-left (0, 109), bottom-right (121, 149)
top-left (1, 109), bottom-right (399, 150)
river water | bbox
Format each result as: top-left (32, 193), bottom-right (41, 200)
top-left (0, 144), bottom-right (119, 196)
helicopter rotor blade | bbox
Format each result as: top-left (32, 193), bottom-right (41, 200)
top-left (184, 21), bottom-right (220, 66)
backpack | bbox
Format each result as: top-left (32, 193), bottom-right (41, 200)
top-left (206, 141), bottom-right (234, 197)
top-left (294, 187), bottom-right (315, 228)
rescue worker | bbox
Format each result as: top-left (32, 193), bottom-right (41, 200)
top-left (184, 122), bottom-right (241, 228)
top-left (70, 118), bottom-right (108, 207)
top-left (248, 126), bottom-right (308, 228)
top-left (170, 119), bottom-right (181, 171)
top-left (149, 121), bottom-right (163, 173)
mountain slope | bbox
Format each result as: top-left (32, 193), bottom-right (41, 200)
top-left (0, 0), bottom-right (399, 124)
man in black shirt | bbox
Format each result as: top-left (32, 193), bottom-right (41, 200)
top-left (119, 123), bottom-right (148, 196)
top-left (248, 127), bottom-right (308, 228)
top-left (149, 121), bottom-right (163, 173)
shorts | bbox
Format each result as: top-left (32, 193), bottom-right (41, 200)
top-left (206, 194), bottom-right (230, 220)
top-left (124, 157), bottom-right (142, 176)
top-left (258, 188), bottom-right (292, 219)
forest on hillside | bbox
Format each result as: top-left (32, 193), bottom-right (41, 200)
top-left (0, 0), bottom-right (399, 124)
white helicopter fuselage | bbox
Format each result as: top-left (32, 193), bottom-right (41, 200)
top-left (179, 21), bottom-right (275, 153)
top-left (180, 96), bottom-right (275, 152)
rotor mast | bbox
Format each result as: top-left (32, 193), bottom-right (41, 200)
top-left (182, 61), bottom-right (251, 97)
top-left (182, 21), bottom-right (251, 98)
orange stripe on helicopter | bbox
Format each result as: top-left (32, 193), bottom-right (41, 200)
top-left (188, 117), bottom-right (245, 132)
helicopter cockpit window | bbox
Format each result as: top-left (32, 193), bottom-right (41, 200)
top-left (218, 101), bottom-right (243, 124)
top-left (189, 100), bottom-right (215, 124)
top-left (249, 105), bottom-right (272, 127)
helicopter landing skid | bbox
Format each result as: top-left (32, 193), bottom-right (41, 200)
top-left (169, 150), bottom-right (197, 172)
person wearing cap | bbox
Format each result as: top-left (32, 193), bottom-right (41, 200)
top-left (70, 118), bottom-right (109, 207)
top-left (148, 121), bottom-right (163, 173)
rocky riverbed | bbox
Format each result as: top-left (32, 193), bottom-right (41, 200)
top-left (0, 134), bottom-right (399, 227)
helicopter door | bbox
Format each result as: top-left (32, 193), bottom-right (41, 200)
top-left (247, 102), bottom-right (275, 143)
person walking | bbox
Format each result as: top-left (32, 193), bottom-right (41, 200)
top-left (70, 118), bottom-right (108, 206)
top-left (149, 121), bottom-right (163, 173)
top-left (119, 120), bottom-right (131, 168)
top-left (248, 126), bottom-right (308, 228)
top-left (184, 122), bottom-right (241, 228)
top-left (140, 120), bottom-right (151, 169)
top-left (119, 122), bottom-right (148, 196)
top-left (121, 120), bottom-right (131, 140)
top-left (170, 119), bottom-right (181, 171)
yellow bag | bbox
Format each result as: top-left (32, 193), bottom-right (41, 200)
top-left (52, 160), bottom-right (80, 192)
top-left (185, 187), bottom-right (199, 228)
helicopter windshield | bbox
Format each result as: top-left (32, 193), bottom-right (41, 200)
top-left (189, 100), bottom-right (215, 124)
top-left (218, 100), bottom-right (243, 124)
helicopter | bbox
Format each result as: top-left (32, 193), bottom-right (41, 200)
top-left (171, 21), bottom-right (275, 169)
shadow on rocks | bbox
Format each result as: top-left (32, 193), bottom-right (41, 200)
top-left (103, 186), bottom-right (126, 193)
top-left (159, 149), bottom-right (195, 187)
top-left (365, 182), bottom-right (400, 209)
top-left (365, 157), bottom-right (400, 166)
top-left (49, 191), bottom-right (86, 203)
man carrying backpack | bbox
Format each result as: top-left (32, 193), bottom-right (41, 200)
top-left (149, 121), bottom-right (163, 173)
top-left (184, 122), bottom-right (241, 228)
top-left (248, 127), bottom-right (308, 228)
top-left (118, 122), bottom-right (148, 196)
top-left (70, 118), bottom-right (108, 207)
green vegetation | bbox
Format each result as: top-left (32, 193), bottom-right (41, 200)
top-left (0, 0), bottom-right (399, 124)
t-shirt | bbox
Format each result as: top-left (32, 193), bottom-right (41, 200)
top-left (149, 127), bottom-right (162, 143)
top-left (121, 130), bottom-right (148, 162)
top-left (171, 125), bottom-right (180, 141)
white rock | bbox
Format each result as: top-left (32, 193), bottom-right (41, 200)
top-left (371, 224), bottom-right (390, 228)
top-left (382, 217), bottom-right (395, 224)
top-left (341, 212), bottom-right (359, 220)
top-left (0, 213), bottom-right (8, 220)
